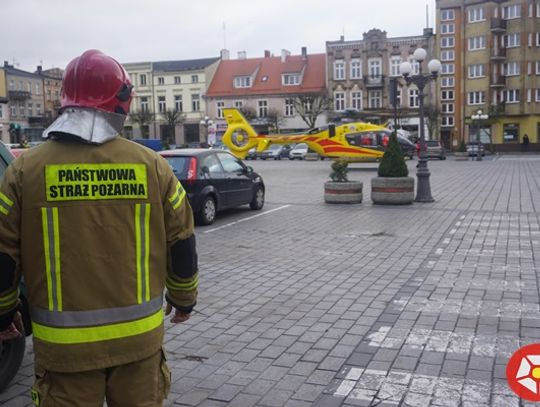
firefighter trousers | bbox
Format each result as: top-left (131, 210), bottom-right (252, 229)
top-left (31, 348), bottom-right (171, 407)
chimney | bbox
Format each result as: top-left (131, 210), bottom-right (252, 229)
top-left (280, 49), bottom-right (290, 63)
top-left (340, 35), bottom-right (345, 42)
top-left (220, 49), bottom-right (230, 60)
top-left (238, 51), bottom-right (247, 60)
top-left (3, 61), bottom-right (9, 68)
top-left (264, 50), bottom-right (271, 58)
top-left (301, 47), bottom-right (307, 59)
top-left (37, 65), bottom-right (43, 74)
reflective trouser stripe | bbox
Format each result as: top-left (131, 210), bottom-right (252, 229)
top-left (32, 308), bottom-right (164, 344)
top-left (0, 287), bottom-right (19, 309)
top-left (135, 203), bottom-right (151, 304)
top-left (169, 182), bottom-right (186, 210)
top-left (166, 274), bottom-right (199, 292)
top-left (42, 207), bottom-right (62, 311)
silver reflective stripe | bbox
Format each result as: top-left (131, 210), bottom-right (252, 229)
top-left (135, 203), bottom-right (151, 304)
top-left (31, 295), bottom-right (163, 327)
top-left (42, 207), bottom-right (62, 311)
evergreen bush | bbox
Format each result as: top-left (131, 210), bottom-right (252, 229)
top-left (457, 140), bottom-right (467, 152)
top-left (377, 132), bottom-right (409, 177)
top-left (329, 159), bottom-right (349, 182)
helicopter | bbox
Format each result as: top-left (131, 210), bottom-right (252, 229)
top-left (221, 108), bottom-right (403, 161)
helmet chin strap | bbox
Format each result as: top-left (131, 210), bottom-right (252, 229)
top-left (42, 108), bottom-right (126, 144)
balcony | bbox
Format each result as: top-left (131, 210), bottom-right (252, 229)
top-left (8, 90), bottom-right (31, 101)
top-left (490, 18), bottom-right (507, 32)
top-left (490, 48), bottom-right (506, 61)
top-left (363, 75), bottom-right (385, 88)
top-left (490, 75), bottom-right (506, 88)
top-left (28, 116), bottom-right (46, 125)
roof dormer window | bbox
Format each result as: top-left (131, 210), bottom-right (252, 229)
top-left (234, 76), bottom-right (251, 88)
top-left (282, 73), bottom-right (300, 86)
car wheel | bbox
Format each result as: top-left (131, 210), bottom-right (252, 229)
top-left (250, 186), bottom-right (265, 210)
top-left (197, 196), bottom-right (216, 225)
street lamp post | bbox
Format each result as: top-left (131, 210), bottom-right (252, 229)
top-left (471, 109), bottom-right (488, 162)
top-left (399, 48), bottom-right (442, 203)
top-left (200, 116), bottom-right (213, 146)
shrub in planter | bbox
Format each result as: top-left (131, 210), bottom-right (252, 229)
top-left (371, 132), bottom-right (414, 204)
top-left (455, 140), bottom-right (468, 161)
top-left (324, 160), bottom-right (362, 204)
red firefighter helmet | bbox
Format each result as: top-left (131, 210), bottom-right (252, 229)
top-left (61, 49), bottom-right (133, 115)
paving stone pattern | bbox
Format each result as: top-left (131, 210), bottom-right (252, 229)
top-left (2, 155), bottom-right (540, 406)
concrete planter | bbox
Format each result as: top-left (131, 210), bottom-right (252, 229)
top-left (324, 181), bottom-right (363, 204)
top-left (371, 176), bottom-right (414, 205)
top-left (454, 152), bottom-right (469, 161)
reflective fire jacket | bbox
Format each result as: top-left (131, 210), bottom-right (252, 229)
top-left (0, 137), bottom-right (198, 372)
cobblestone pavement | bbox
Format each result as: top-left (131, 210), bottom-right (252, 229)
top-left (2, 154), bottom-right (539, 406)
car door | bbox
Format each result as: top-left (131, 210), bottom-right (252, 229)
top-left (199, 153), bottom-right (229, 207)
top-left (216, 152), bottom-right (252, 206)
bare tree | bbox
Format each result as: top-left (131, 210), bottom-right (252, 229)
top-left (266, 108), bottom-right (286, 133)
top-left (292, 94), bottom-right (332, 128)
top-left (129, 110), bottom-right (154, 138)
top-left (239, 106), bottom-right (257, 121)
top-left (161, 109), bottom-right (186, 146)
top-left (424, 104), bottom-right (440, 140)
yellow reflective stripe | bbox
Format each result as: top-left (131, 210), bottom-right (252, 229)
top-left (0, 192), bottom-right (13, 215)
top-left (135, 204), bottom-right (151, 304)
top-left (32, 308), bottom-right (164, 344)
top-left (166, 274), bottom-right (199, 292)
top-left (0, 288), bottom-right (19, 308)
top-left (41, 208), bottom-right (54, 311)
top-left (169, 182), bottom-right (186, 210)
top-left (0, 192), bottom-right (13, 207)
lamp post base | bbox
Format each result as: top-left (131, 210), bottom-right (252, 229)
top-left (415, 160), bottom-right (434, 202)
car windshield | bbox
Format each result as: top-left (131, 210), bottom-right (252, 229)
top-left (162, 156), bottom-right (191, 177)
top-left (426, 141), bottom-right (440, 147)
top-left (268, 144), bottom-right (281, 151)
top-left (294, 143), bottom-right (308, 150)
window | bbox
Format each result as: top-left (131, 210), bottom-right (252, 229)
top-left (440, 23), bottom-right (455, 34)
top-left (441, 50), bottom-right (455, 61)
top-left (441, 9), bottom-right (455, 20)
top-left (536, 89), bottom-right (540, 102)
top-left (303, 99), bottom-right (312, 113)
top-left (395, 88), bottom-right (402, 106)
top-left (408, 57), bottom-right (420, 75)
top-left (351, 59), bottom-right (362, 79)
top-left (35, 83), bottom-right (41, 95)
top-left (141, 97), bottom-right (149, 112)
top-left (282, 73), bottom-right (300, 85)
top-left (468, 7), bottom-right (485, 22)
top-left (502, 4), bottom-right (520, 19)
top-left (441, 37), bottom-right (455, 48)
top-left (217, 152), bottom-right (244, 173)
top-left (537, 61), bottom-right (540, 74)
top-left (217, 101), bottom-right (225, 118)
top-left (191, 75), bottom-right (199, 83)
top-left (158, 96), bottom-right (166, 113)
top-left (441, 76), bottom-right (455, 87)
top-left (408, 88), bottom-right (419, 108)
top-left (27, 103), bottom-right (33, 117)
top-left (468, 64), bottom-right (485, 78)
top-left (140, 74), bottom-right (147, 86)
top-left (10, 104), bottom-right (16, 117)
top-left (36, 103), bottom-right (42, 115)
top-left (368, 90), bottom-right (382, 108)
top-left (368, 58), bottom-right (382, 77)
top-left (441, 103), bottom-right (454, 113)
top-left (441, 116), bottom-right (454, 127)
top-left (537, 33), bottom-right (540, 46)
top-left (503, 62), bottom-right (520, 76)
top-left (389, 57), bottom-right (401, 76)
top-left (8, 80), bottom-right (14, 90)
top-left (191, 94), bottom-right (200, 111)
top-left (234, 100), bottom-right (243, 109)
top-left (441, 63), bottom-right (455, 74)
top-left (0, 104), bottom-right (2, 119)
top-left (257, 100), bottom-right (268, 117)
top-left (158, 77), bottom-right (164, 85)
top-left (174, 95), bottom-right (183, 112)
top-left (503, 89), bottom-right (520, 103)
top-left (468, 36), bottom-right (486, 50)
top-left (19, 103), bottom-right (25, 116)
top-left (351, 91), bottom-right (363, 110)
top-left (334, 92), bottom-right (345, 111)
top-left (468, 91), bottom-right (486, 105)
top-left (234, 76), bottom-right (251, 88)
top-left (503, 123), bottom-right (519, 142)
top-left (284, 98), bottom-right (294, 116)
top-left (441, 90), bottom-right (455, 100)
top-left (334, 60), bottom-right (345, 80)
top-left (174, 76), bottom-right (181, 84)
top-left (503, 33), bottom-right (520, 48)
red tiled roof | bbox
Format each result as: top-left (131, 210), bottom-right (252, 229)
top-left (206, 53), bottom-right (326, 97)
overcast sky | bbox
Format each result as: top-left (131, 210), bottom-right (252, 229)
top-left (3, 0), bottom-right (436, 72)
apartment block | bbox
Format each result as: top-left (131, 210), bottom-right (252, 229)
top-left (326, 29), bottom-right (436, 138)
top-left (436, 0), bottom-right (540, 151)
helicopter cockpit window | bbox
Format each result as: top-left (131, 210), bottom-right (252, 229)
top-left (359, 132), bottom-right (377, 146)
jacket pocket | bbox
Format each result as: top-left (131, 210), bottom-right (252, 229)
top-left (31, 366), bottom-right (50, 406)
top-left (158, 348), bottom-right (171, 400)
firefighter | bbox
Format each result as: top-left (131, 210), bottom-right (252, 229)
top-left (0, 49), bottom-right (198, 406)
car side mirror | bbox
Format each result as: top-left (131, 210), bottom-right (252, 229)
top-left (245, 166), bottom-right (253, 174)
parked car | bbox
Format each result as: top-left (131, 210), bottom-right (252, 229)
top-left (159, 149), bottom-right (265, 225)
top-left (466, 141), bottom-right (485, 157)
top-left (425, 140), bottom-right (446, 160)
top-left (258, 144), bottom-right (293, 160)
top-left (245, 147), bottom-right (257, 160)
top-left (0, 142), bottom-right (33, 392)
top-left (395, 136), bottom-right (416, 159)
top-left (289, 143), bottom-right (309, 160)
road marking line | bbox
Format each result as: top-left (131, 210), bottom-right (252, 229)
top-left (203, 205), bottom-right (291, 233)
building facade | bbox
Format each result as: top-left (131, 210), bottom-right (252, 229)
top-left (205, 48), bottom-right (327, 141)
top-left (38, 66), bottom-right (63, 126)
top-left (326, 29), bottom-right (436, 140)
top-left (436, 0), bottom-right (540, 151)
top-left (123, 57), bottom-right (220, 146)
